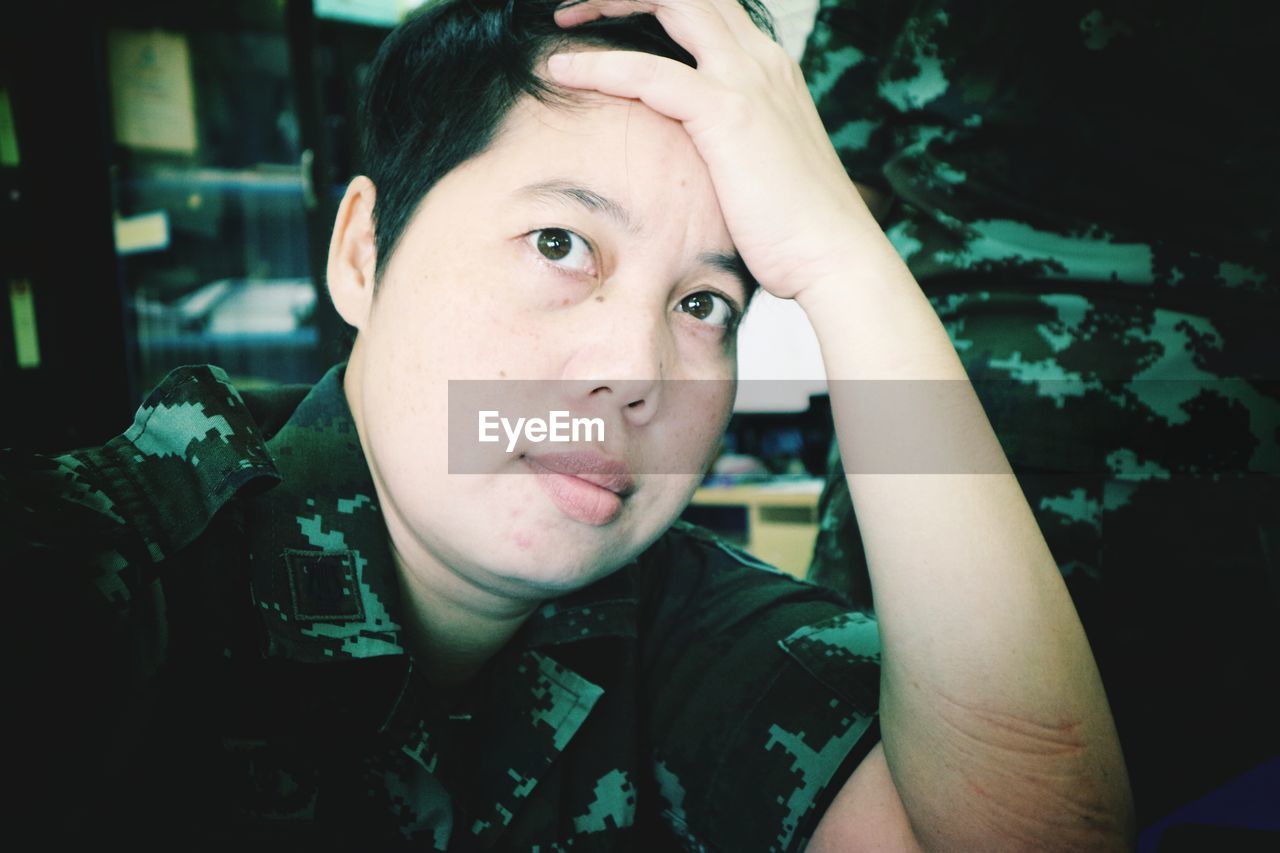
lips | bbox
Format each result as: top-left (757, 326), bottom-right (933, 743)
top-left (523, 451), bottom-right (636, 496)
top-left (523, 451), bottom-right (636, 526)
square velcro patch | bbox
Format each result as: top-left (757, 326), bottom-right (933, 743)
top-left (284, 549), bottom-right (365, 623)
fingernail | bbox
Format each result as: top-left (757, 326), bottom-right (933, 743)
top-left (556, 0), bottom-right (589, 10)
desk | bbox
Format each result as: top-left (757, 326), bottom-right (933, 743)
top-left (687, 479), bottom-right (823, 579)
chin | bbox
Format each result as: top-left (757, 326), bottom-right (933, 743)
top-left (477, 535), bottom-right (635, 595)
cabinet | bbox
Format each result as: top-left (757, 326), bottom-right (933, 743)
top-left (0, 0), bottom-right (391, 448)
top-left (106, 4), bottom-right (327, 394)
top-left (685, 479), bottom-right (823, 578)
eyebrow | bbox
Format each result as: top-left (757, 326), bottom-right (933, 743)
top-left (518, 180), bottom-right (635, 231)
top-left (515, 180), bottom-right (761, 308)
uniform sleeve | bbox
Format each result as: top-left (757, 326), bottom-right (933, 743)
top-left (801, 0), bottom-right (901, 192)
top-left (4, 443), bottom-right (173, 837)
top-left (4, 365), bottom-right (280, 838)
top-left (3, 442), bottom-right (169, 667)
top-left (639, 521), bottom-right (881, 852)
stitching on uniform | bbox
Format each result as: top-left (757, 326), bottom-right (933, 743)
top-left (283, 548), bottom-right (366, 622)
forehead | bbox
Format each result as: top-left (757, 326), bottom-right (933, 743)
top-left (503, 90), bottom-right (692, 166)
top-left (461, 91), bottom-right (729, 239)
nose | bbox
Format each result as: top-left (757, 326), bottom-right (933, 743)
top-left (560, 294), bottom-right (672, 428)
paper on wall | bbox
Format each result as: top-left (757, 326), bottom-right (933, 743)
top-left (107, 29), bottom-right (198, 154)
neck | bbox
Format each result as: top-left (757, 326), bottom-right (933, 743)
top-left (390, 540), bottom-right (538, 686)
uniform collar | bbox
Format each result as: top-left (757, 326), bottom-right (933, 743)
top-left (244, 363), bottom-right (405, 661)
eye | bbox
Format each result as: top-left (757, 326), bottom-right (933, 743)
top-left (676, 291), bottom-right (739, 329)
top-left (528, 227), bottom-right (595, 274)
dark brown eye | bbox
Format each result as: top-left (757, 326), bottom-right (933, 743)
top-left (529, 228), bottom-right (594, 273)
top-left (683, 293), bottom-right (712, 319)
top-left (677, 291), bottom-right (735, 328)
top-left (537, 228), bottom-right (572, 261)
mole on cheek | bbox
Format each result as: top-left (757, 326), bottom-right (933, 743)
top-left (595, 295), bottom-right (605, 303)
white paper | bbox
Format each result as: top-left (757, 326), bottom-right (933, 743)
top-left (114, 209), bottom-right (171, 255)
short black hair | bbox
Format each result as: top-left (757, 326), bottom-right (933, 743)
top-left (359, 0), bottom-right (773, 288)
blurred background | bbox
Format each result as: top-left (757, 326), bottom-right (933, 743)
top-left (0, 0), bottom-right (828, 451)
top-left (2, 0), bottom-right (402, 449)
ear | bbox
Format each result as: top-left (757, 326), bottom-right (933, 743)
top-left (326, 176), bottom-right (379, 331)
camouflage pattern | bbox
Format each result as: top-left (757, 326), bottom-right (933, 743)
top-left (800, 0), bottom-right (1280, 828)
top-left (7, 363), bottom-right (881, 849)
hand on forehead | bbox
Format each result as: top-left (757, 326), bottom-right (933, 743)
top-left (547, 0), bottom-right (872, 301)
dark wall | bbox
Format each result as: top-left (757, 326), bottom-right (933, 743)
top-left (1, 3), bottom-right (133, 450)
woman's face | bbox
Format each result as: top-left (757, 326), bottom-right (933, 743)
top-left (344, 90), bottom-right (746, 599)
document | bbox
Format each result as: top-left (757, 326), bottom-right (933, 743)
top-left (107, 29), bottom-right (198, 154)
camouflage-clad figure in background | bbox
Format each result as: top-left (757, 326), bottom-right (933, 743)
top-left (7, 363), bottom-right (881, 849)
top-left (800, 0), bottom-right (1280, 828)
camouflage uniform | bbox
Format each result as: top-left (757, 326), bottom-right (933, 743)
top-left (800, 0), bottom-right (1280, 827)
top-left (7, 363), bottom-right (881, 850)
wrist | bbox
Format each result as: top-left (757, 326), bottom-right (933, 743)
top-left (792, 231), bottom-right (912, 316)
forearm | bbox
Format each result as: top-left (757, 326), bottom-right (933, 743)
top-left (796, 233), bottom-right (1134, 849)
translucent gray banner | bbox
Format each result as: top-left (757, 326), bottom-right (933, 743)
top-left (448, 379), bottom-right (1280, 475)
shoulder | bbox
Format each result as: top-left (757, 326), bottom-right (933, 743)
top-left (94, 364), bottom-right (287, 559)
top-left (635, 518), bottom-right (848, 617)
top-left (633, 521), bottom-right (883, 852)
top-left (635, 518), bottom-right (879, 678)
top-left (5, 364), bottom-right (292, 573)
top-left (643, 517), bottom-right (801, 578)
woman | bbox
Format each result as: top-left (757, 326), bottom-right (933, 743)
top-left (10, 1), bottom-right (1132, 848)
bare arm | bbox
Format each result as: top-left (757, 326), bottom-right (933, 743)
top-left (798, 228), bottom-right (1134, 851)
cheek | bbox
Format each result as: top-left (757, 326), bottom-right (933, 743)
top-left (644, 474), bottom-right (706, 520)
top-left (670, 321), bottom-right (742, 381)
top-left (371, 273), bottom-right (544, 379)
top-left (364, 373), bottom-right (449, 511)
top-left (644, 379), bottom-right (735, 475)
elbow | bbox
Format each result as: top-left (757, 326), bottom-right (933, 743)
top-left (914, 781), bottom-right (1134, 853)
top-left (964, 755), bottom-right (1136, 852)
top-left (1088, 774), bottom-right (1137, 853)
top-left (910, 705), bottom-right (1136, 851)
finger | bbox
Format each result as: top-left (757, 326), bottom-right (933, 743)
top-left (545, 50), bottom-right (715, 124)
top-left (700, 0), bottom-right (777, 48)
top-left (554, 0), bottom-right (737, 61)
